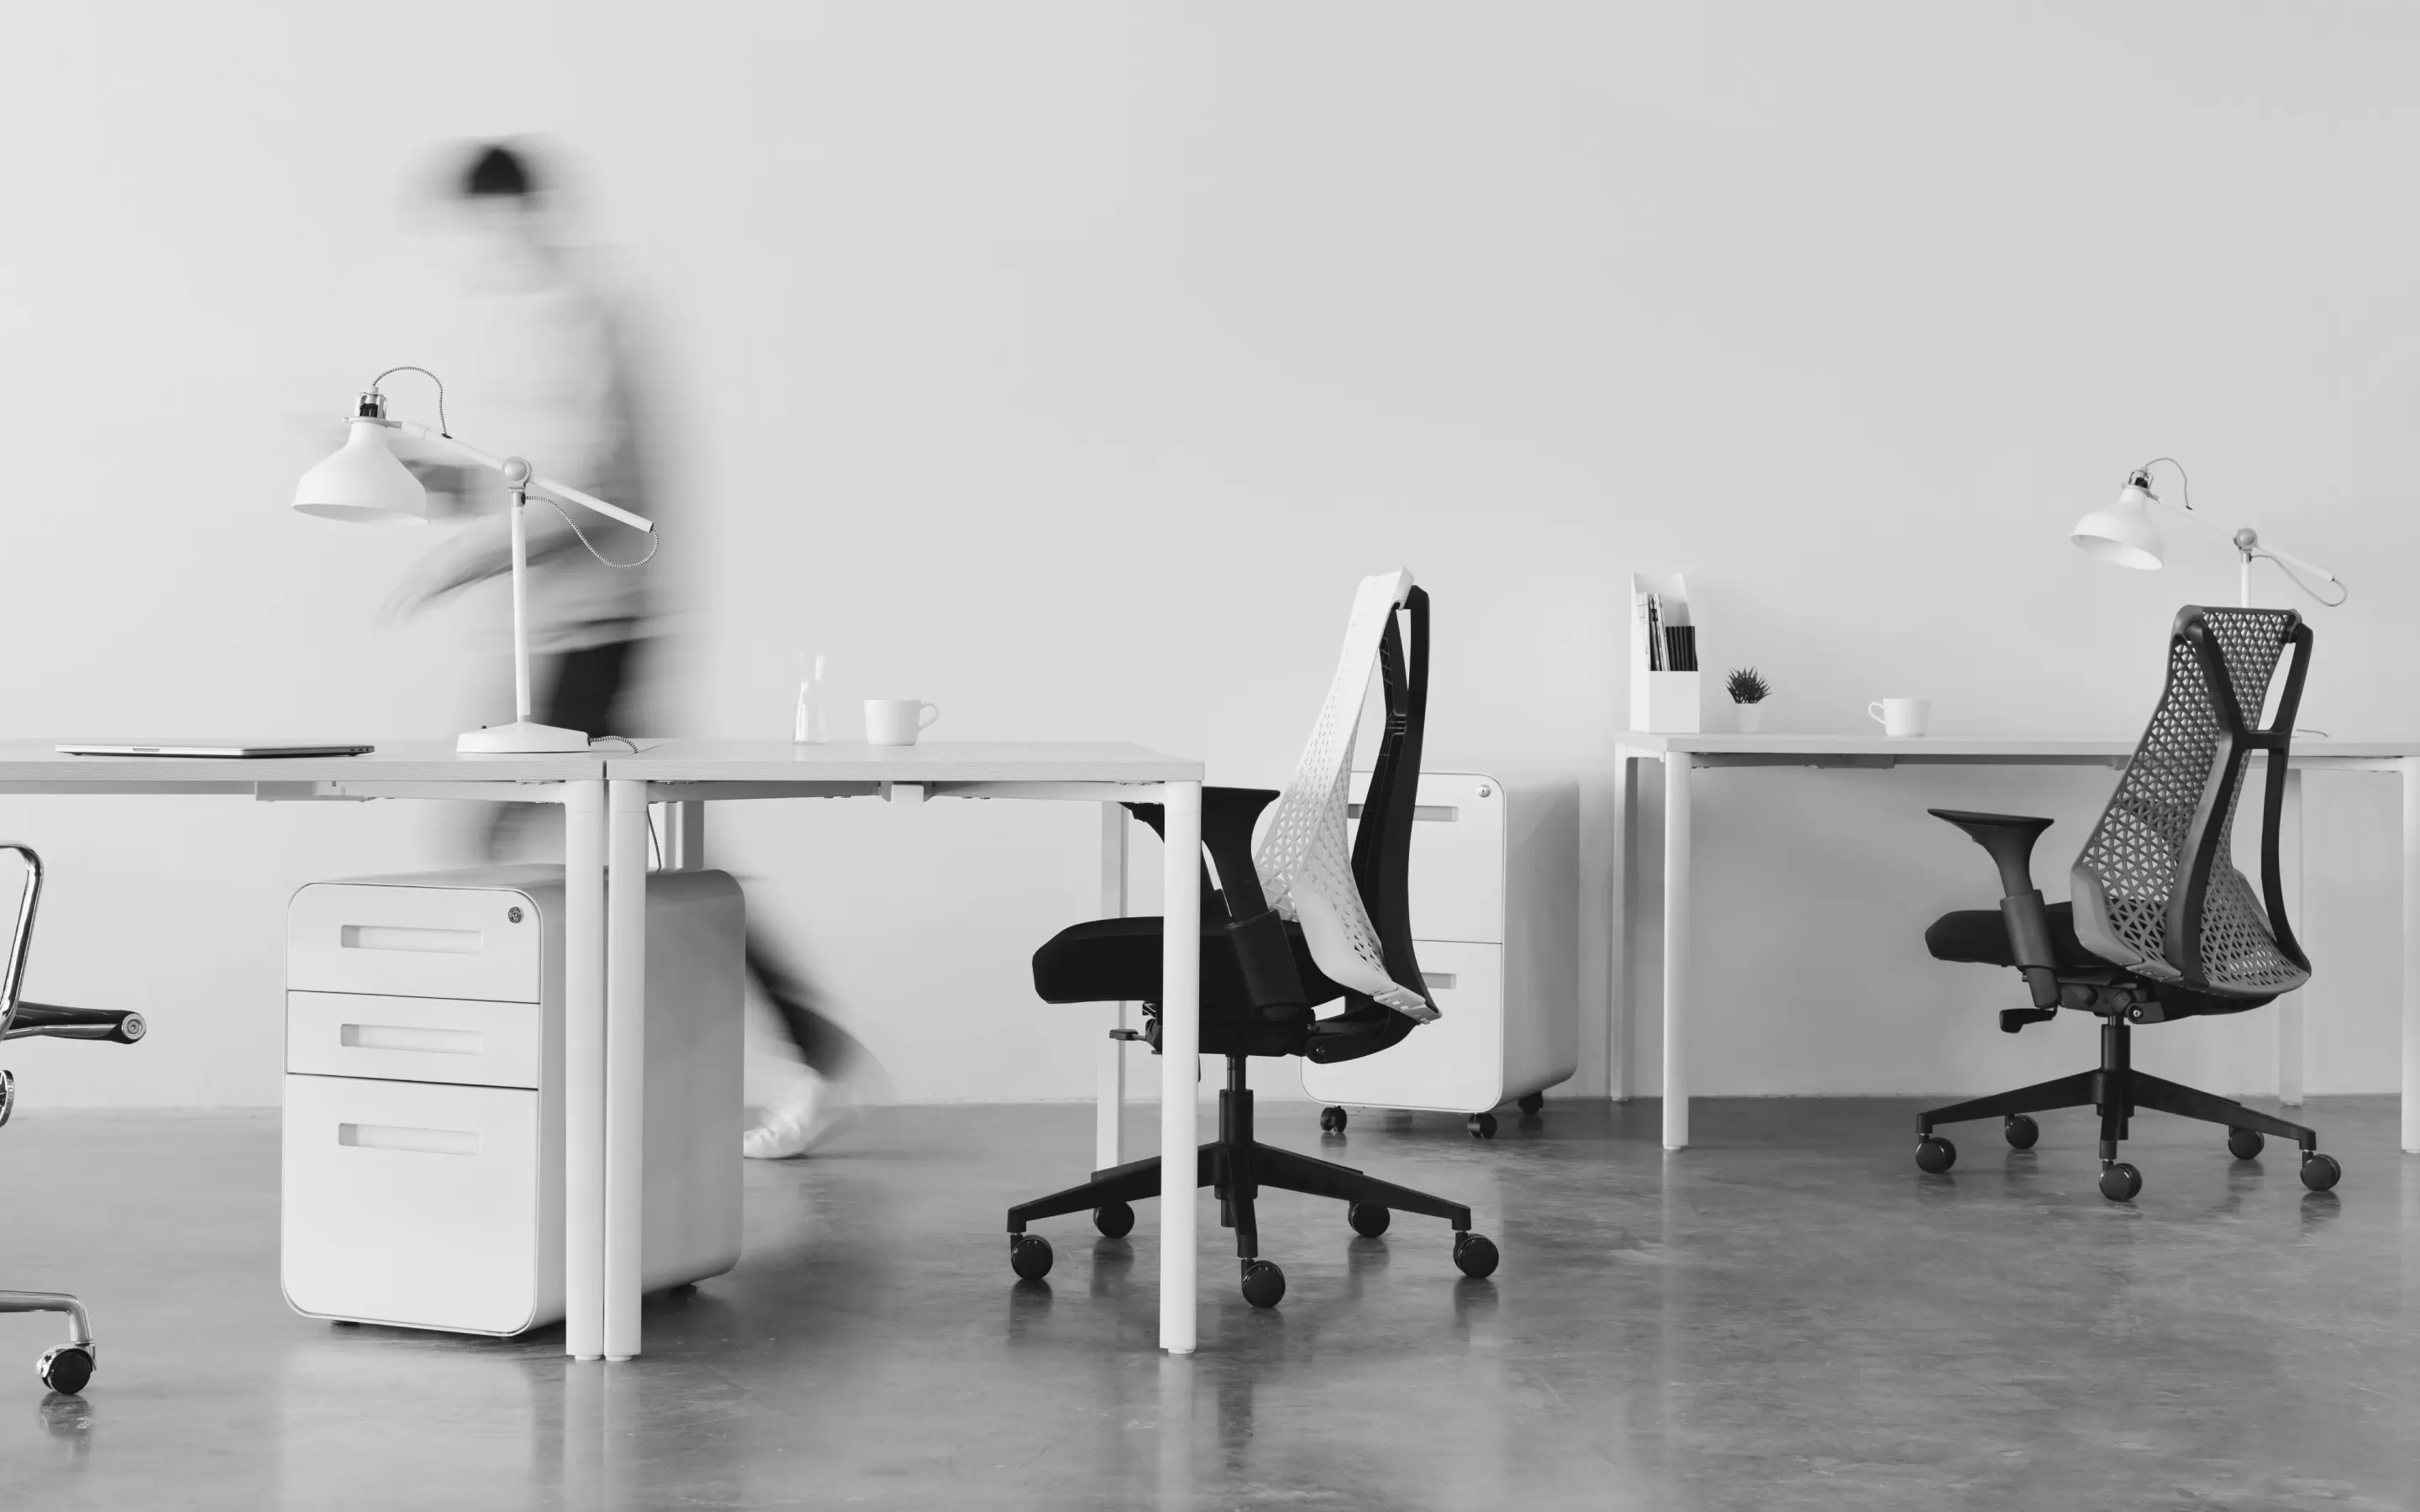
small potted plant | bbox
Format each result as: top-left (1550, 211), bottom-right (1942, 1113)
top-left (1726, 667), bottom-right (1771, 733)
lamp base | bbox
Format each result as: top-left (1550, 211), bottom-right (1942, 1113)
top-left (457, 721), bottom-right (592, 754)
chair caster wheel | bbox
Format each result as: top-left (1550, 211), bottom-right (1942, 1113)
top-left (1915, 1136), bottom-right (1956, 1173)
top-left (35, 1345), bottom-right (92, 1396)
top-left (1453, 1231), bottom-right (1499, 1279)
top-left (1240, 1258), bottom-right (1286, 1308)
top-left (2299, 1151), bottom-right (2341, 1192)
top-left (2228, 1126), bottom-right (2265, 1161)
top-left (1319, 1106), bottom-right (1348, 1133)
top-left (1347, 1202), bottom-right (1390, 1237)
top-left (1092, 1200), bottom-right (1135, 1238)
top-left (2003, 1115), bottom-right (2039, 1150)
top-left (1008, 1233), bottom-right (1054, 1281)
top-left (2098, 1162), bottom-right (2142, 1202)
top-left (1465, 1113), bottom-right (1497, 1140)
top-left (1516, 1092), bottom-right (1544, 1116)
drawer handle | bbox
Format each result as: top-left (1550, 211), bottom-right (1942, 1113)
top-left (1423, 972), bottom-right (1457, 990)
top-left (339, 925), bottom-right (484, 955)
top-left (1346, 804), bottom-right (1459, 822)
top-left (341, 1024), bottom-right (482, 1056)
top-left (338, 1123), bottom-right (480, 1157)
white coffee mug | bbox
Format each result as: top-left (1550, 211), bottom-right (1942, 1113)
top-left (1868, 697), bottom-right (1930, 738)
top-left (865, 699), bottom-right (940, 746)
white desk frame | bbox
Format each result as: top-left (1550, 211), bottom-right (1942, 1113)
top-left (605, 740), bottom-right (1206, 1359)
top-left (1610, 734), bottom-right (2420, 1155)
top-left (0, 743), bottom-right (619, 1346)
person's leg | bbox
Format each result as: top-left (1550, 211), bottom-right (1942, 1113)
top-left (745, 934), bottom-right (872, 1081)
top-left (484, 640), bottom-right (640, 862)
top-left (742, 928), bottom-right (881, 1159)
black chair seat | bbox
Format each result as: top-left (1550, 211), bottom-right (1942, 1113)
top-left (1924, 900), bottom-right (2109, 972)
top-left (1033, 915), bottom-right (1344, 1011)
top-left (1926, 900), bottom-right (2270, 1019)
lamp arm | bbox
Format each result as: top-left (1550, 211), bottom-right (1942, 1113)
top-left (394, 420), bottom-right (655, 533)
top-left (2143, 490), bottom-right (2348, 605)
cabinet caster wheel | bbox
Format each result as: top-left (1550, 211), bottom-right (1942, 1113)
top-left (2299, 1151), bottom-right (2341, 1192)
top-left (2228, 1127), bottom-right (2265, 1161)
top-left (1466, 1113), bottom-right (1497, 1140)
top-left (1347, 1202), bottom-right (1390, 1238)
top-left (2098, 1162), bottom-right (2142, 1202)
top-left (1319, 1106), bottom-right (1348, 1133)
top-left (1516, 1092), bottom-right (1544, 1116)
top-left (1092, 1200), bottom-right (1135, 1238)
top-left (35, 1345), bottom-right (92, 1396)
top-left (1452, 1231), bottom-right (1500, 1279)
top-left (1240, 1258), bottom-right (1286, 1308)
top-left (1915, 1136), bottom-right (1956, 1173)
top-left (1008, 1233), bottom-right (1054, 1281)
top-left (2003, 1114), bottom-right (2039, 1150)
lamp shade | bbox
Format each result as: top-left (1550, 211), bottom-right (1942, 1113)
top-left (2070, 480), bottom-right (2163, 571)
top-left (292, 419), bottom-right (426, 523)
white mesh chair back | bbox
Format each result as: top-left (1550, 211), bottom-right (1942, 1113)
top-left (2070, 606), bottom-right (2312, 999)
top-left (1251, 570), bottom-right (1438, 1021)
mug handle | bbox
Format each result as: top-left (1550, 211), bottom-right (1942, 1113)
top-left (1867, 701), bottom-right (1886, 727)
top-left (918, 701), bottom-right (941, 731)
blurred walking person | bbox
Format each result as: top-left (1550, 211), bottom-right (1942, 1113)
top-left (391, 139), bottom-right (872, 1158)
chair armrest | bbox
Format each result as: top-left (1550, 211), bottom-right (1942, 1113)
top-left (3, 1002), bottom-right (146, 1045)
top-left (1123, 789), bottom-right (1308, 1016)
top-left (1929, 809), bottom-right (2060, 1011)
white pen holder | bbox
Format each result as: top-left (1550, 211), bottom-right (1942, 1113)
top-left (1633, 671), bottom-right (1701, 733)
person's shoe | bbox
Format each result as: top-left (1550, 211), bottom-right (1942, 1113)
top-left (742, 1074), bottom-right (859, 1159)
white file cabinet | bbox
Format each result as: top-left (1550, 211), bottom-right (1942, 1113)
top-left (281, 864), bottom-right (744, 1336)
top-left (1301, 771), bottom-right (1578, 1131)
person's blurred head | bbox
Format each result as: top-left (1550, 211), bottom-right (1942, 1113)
top-left (436, 140), bottom-right (563, 294)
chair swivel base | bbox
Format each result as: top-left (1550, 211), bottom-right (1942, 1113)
top-left (1912, 1019), bottom-right (2341, 1202)
top-left (1005, 1059), bottom-right (1500, 1305)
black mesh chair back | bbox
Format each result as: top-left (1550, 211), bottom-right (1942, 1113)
top-left (2070, 605), bottom-right (2312, 1000)
top-left (1306, 585), bottom-right (1430, 1063)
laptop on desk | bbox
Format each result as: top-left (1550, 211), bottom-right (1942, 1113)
top-left (55, 741), bottom-right (376, 759)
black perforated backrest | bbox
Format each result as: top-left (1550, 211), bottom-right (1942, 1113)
top-left (2070, 606), bottom-right (2312, 998)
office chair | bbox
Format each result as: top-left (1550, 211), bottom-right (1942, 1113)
top-left (1915, 605), bottom-right (2338, 1202)
top-left (0, 846), bottom-right (147, 1394)
top-left (1005, 571), bottom-right (1498, 1306)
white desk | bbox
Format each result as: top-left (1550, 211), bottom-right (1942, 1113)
top-left (0, 743), bottom-right (623, 1349)
top-left (604, 740), bottom-right (1206, 1358)
top-left (1611, 734), bottom-right (2420, 1152)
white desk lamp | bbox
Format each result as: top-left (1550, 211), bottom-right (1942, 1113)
top-left (292, 368), bottom-right (658, 753)
top-left (2070, 457), bottom-right (2348, 608)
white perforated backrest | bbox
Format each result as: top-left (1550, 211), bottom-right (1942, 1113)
top-left (1250, 570), bottom-right (1438, 1022)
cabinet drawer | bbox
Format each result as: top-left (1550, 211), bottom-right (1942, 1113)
top-left (1349, 771), bottom-right (1505, 942)
top-left (1301, 940), bottom-right (1505, 1113)
top-left (290, 882), bottom-right (543, 1002)
top-left (287, 991), bottom-right (544, 1089)
top-left (281, 1074), bottom-right (544, 1335)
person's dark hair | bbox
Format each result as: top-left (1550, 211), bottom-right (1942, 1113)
top-left (462, 143), bottom-right (536, 199)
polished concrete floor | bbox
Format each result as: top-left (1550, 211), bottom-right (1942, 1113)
top-left (2, 1095), bottom-right (2415, 1509)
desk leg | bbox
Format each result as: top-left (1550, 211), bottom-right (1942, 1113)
top-left (2404, 759), bottom-right (2420, 1154)
top-left (604, 780), bottom-right (650, 1361)
top-left (1610, 749), bottom-right (1638, 1101)
top-left (662, 801), bottom-right (704, 871)
top-left (1661, 753), bottom-right (1692, 1151)
top-left (564, 780), bottom-right (608, 1362)
top-left (2278, 770), bottom-right (2307, 1108)
top-left (1097, 802), bottom-right (1129, 1173)
top-left (1159, 780), bottom-right (1202, 1356)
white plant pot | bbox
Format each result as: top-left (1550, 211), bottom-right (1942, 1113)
top-left (1733, 703), bottom-right (1765, 734)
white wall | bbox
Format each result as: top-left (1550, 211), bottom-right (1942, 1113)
top-left (2, 3), bottom-right (2414, 1106)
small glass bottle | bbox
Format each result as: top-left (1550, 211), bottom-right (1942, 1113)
top-left (794, 654), bottom-right (829, 743)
